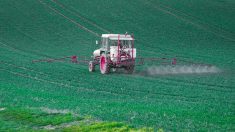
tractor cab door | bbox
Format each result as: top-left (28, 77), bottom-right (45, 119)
top-left (101, 37), bottom-right (108, 51)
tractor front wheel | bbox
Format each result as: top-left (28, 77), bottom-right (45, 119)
top-left (89, 61), bottom-right (95, 72)
top-left (100, 54), bottom-right (110, 74)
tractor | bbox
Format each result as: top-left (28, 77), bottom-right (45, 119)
top-left (31, 34), bottom-right (216, 75)
top-left (89, 34), bottom-right (136, 74)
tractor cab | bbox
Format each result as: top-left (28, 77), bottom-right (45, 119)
top-left (94, 34), bottom-right (136, 59)
top-left (100, 34), bottom-right (133, 52)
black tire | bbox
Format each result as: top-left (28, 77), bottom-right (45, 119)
top-left (100, 54), bottom-right (110, 74)
top-left (89, 61), bottom-right (95, 72)
top-left (112, 68), bottom-right (117, 72)
top-left (125, 65), bottom-right (135, 74)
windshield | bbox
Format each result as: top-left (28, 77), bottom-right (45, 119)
top-left (101, 38), bottom-right (132, 50)
top-left (109, 40), bottom-right (132, 48)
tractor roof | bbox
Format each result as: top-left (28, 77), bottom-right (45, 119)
top-left (102, 34), bottom-right (134, 40)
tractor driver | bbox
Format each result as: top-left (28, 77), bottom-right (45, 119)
top-left (119, 40), bottom-right (123, 48)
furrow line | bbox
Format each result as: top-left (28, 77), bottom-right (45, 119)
top-left (37, 0), bottom-right (100, 37)
top-left (145, 0), bottom-right (235, 42)
top-left (1, 62), bottom-right (234, 105)
top-left (51, 0), bottom-right (111, 33)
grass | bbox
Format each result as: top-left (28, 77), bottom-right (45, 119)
top-left (63, 122), bottom-right (153, 132)
top-left (0, 107), bottom-right (152, 131)
top-left (0, 107), bottom-right (82, 128)
top-left (0, 0), bottom-right (234, 131)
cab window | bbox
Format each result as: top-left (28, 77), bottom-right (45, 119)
top-left (101, 38), bottom-right (108, 49)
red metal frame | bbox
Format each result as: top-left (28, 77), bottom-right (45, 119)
top-left (116, 34), bottom-right (135, 65)
top-left (117, 34), bottom-right (120, 64)
top-left (131, 34), bottom-right (134, 61)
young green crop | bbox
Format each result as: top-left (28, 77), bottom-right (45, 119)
top-left (0, 0), bottom-right (234, 131)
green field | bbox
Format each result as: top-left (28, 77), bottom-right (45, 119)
top-left (0, 0), bottom-right (234, 131)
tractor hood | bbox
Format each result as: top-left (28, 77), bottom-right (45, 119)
top-left (93, 49), bottom-right (100, 58)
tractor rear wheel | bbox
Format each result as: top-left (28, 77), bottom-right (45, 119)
top-left (100, 54), bottom-right (110, 74)
top-left (89, 61), bottom-right (95, 72)
top-left (125, 65), bottom-right (135, 74)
